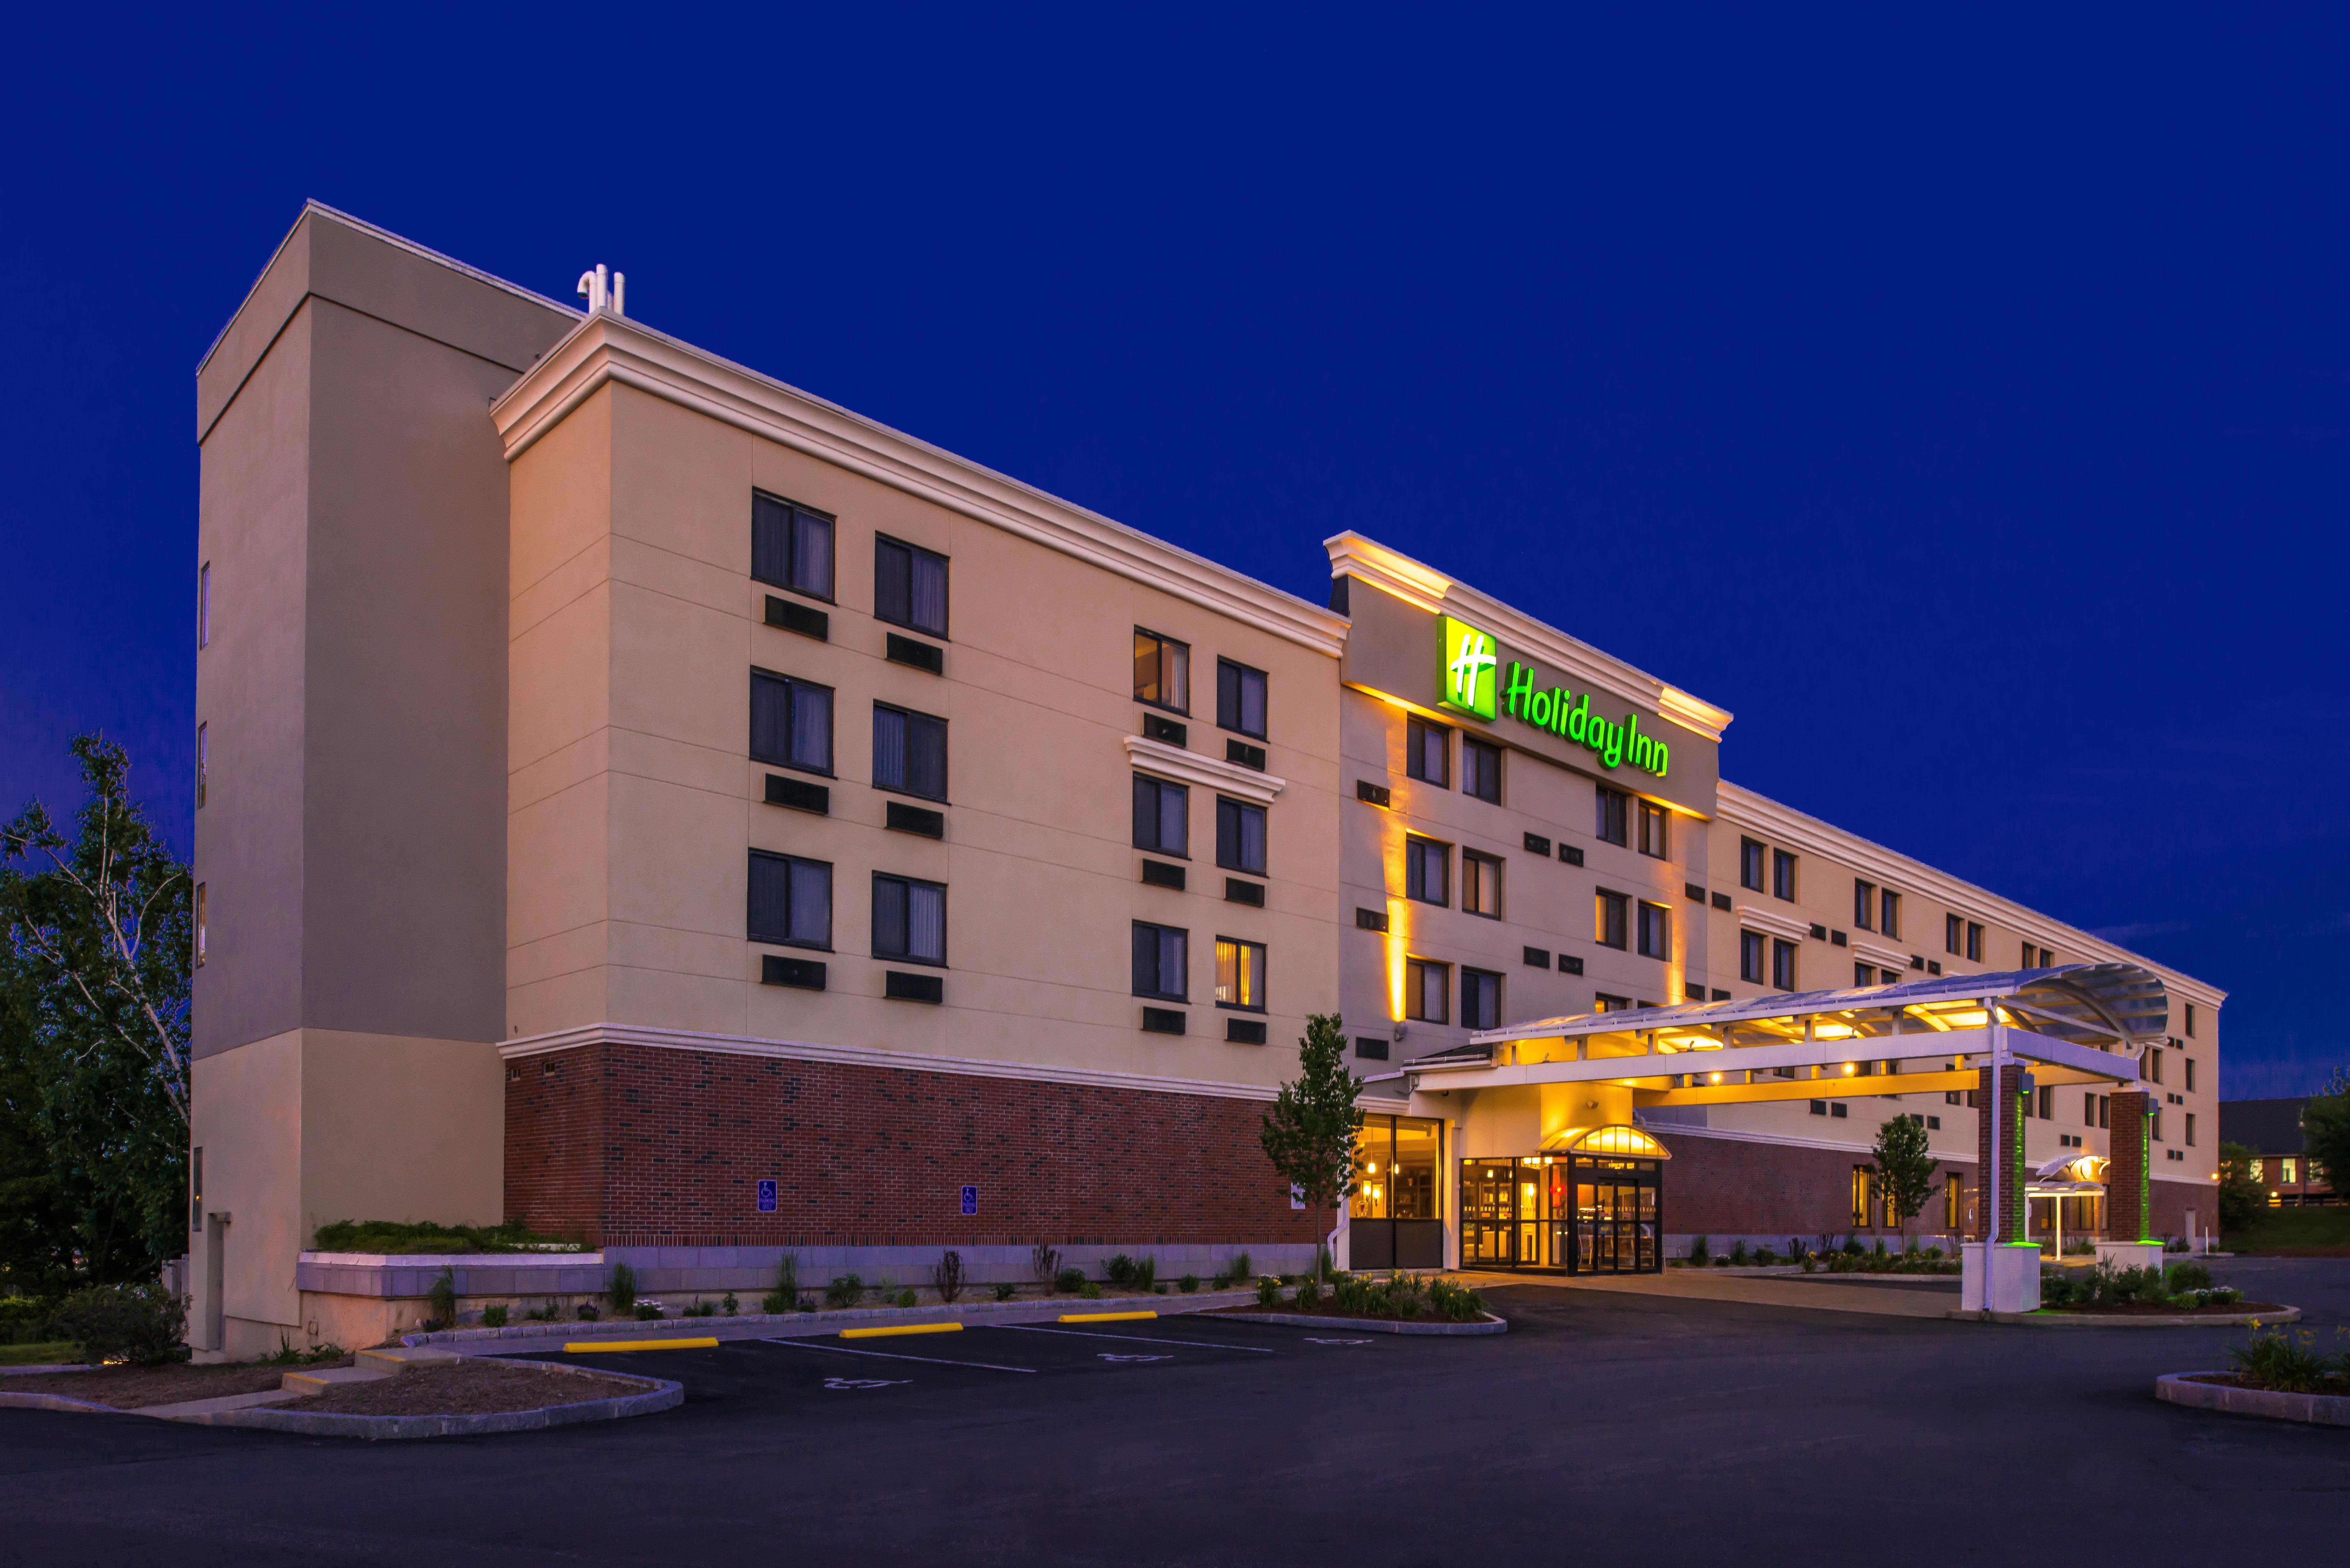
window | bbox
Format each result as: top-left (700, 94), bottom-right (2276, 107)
top-left (1593, 993), bottom-right (1633, 1012)
top-left (2184, 1002), bottom-right (2196, 1038)
top-left (749, 851), bottom-right (832, 948)
top-left (1637, 799), bottom-right (1668, 860)
top-left (872, 874), bottom-right (946, 965)
top-left (197, 562), bottom-right (212, 648)
top-left (194, 882), bottom-right (206, 968)
top-left (195, 723), bottom-right (208, 809)
top-left (1216, 797), bottom-right (1267, 875)
top-left (1771, 938), bottom-right (1797, 991)
top-left (1133, 629), bottom-right (1190, 712)
top-left (1741, 931), bottom-right (1765, 984)
top-left (1406, 718), bottom-right (1449, 786)
top-left (873, 536), bottom-right (948, 637)
top-left (1636, 901), bottom-right (1671, 961)
top-left (1855, 960), bottom-right (1875, 988)
top-left (2185, 1058), bottom-right (2196, 1092)
top-left (2249, 1158), bottom-right (2264, 1182)
top-left (1595, 890), bottom-right (1629, 950)
top-left (1966, 922), bottom-right (1983, 962)
top-left (2149, 1048), bottom-right (2163, 1085)
top-left (1461, 738), bottom-right (1502, 803)
top-left (2038, 1086), bottom-right (2054, 1119)
top-left (1740, 837), bottom-right (1765, 892)
top-left (1406, 836), bottom-right (1450, 906)
top-left (1461, 851), bottom-right (1502, 918)
top-left (752, 492), bottom-right (834, 599)
top-left (1461, 968), bottom-right (1501, 1030)
top-left (1855, 879), bottom-right (1876, 931)
top-left (1132, 921), bottom-right (1188, 999)
top-left (1132, 775), bottom-right (1189, 856)
top-left (2083, 1092), bottom-right (2097, 1125)
top-left (1596, 787), bottom-right (1629, 847)
top-left (1945, 1175), bottom-right (1963, 1231)
top-left (2281, 1157), bottom-right (2298, 1184)
top-left (2186, 1113), bottom-right (2196, 1148)
top-left (751, 671), bottom-right (833, 773)
top-left (1945, 914), bottom-right (1962, 955)
top-left (1881, 890), bottom-right (1901, 940)
top-left (1215, 937), bottom-right (1265, 1010)
top-left (1405, 958), bottom-right (1448, 1023)
top-left (1216, 659), bottom-right (1267, 739)
top-left (1772, 849), bottom-right (1797, 901)
top-left (1851, 1167), bottom-right (1871, 1229)
top-left (873, 704), bottom-right (947, 799)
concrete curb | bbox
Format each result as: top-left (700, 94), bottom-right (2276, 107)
top-left (1950, 1306), bottom-right (2300, 1327)
top-left (403, 1289), bottom-right (1260, 1348)
top-left (161, 1359), bottom-right (681, 1439)
top-left (0, 1391), bottom-right (131, 1416)
top-left (1213, 1310), bottom-right (1508, 1336)
top-left (2157, 1372), bottom-right (2350, 1426)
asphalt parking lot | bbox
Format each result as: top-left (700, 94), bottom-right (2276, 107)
top-left (3, 1261), bottom-right (2345, 1567)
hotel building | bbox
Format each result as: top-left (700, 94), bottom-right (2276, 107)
top-left (186, 207), bottom-right (2221, 1354)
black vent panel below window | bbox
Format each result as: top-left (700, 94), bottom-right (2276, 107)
top-left (764, 775), bottom-right (830, 814)
top-left (1141, 1006), bottom-right (1186, 1035)
top-left (1558, 953), bottom-right (1586, 976)
top-left (885, 801), bottom-right (945, 838)
top-left (1559, 844), bottom-right (1585, 866)
top-left (884, 970), bottom-right (944, 1004)
top-left (1225, 878), bottom-right (1265, 906)
top-left (1225, 1018), bottom-right (1267, 1045)
top-left (764, 595), bottom-right (829, 640)
top-left (1225, 738), bottom-right (1266, 771)
top-left (1355, 906), bottom-right (1389, 932)
top-left (1712, 892), bottom-right (1733, 911)
top-left (761, 955), bottom-right (827, 990)
top-left (1356, 780), bottom-right (1391, 807)
top-left (1143, 713), bottom-right (1188, 747)
top-left (1523, 946), bottom-right (1551, 968)
top-left (1141, 860), bottom-right (1186, 891)
top-left (1685, 883), bottom-right (1706, 902)
top-left (1523, 832), bottom-right (1552, 856)
top-left (885, 633), bottom-right (944, 674)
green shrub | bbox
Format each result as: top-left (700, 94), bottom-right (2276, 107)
top-left (1081, 1281), bottom-right (1103, 1300)
top-left (1293, 1276), bottom-right (1322, 1310)
top-left (826, 1274), bottom-right (865, 1309)
top-left (1428, 1279), bottom-right (1486, 1322)
top-left (428, 1266), bottom-right (458, 1329)
top-left (1688, 1235), bottom-right (1709, 1265)
top-left (312, 1219), bottom-right (584, 1255)
top-left (993, 1283), bottom-right (1017, 1302)
top-left (1752, 1247), bottom-right (1778, 1266)
top-left (261, 1335), bottom-right (345, 1366)
top-left (576, 1302), bottom-right (599, 1321)
top-left (1133, 1256), bottom-right (1157, 1292)
top-left (2228, 1325), bottom-right (2337, 1393)
top-left (51, 1284), bottom-right (186, 1366)
top-left (481, 1304), bottom-right (509, 1328)
top-left (1843, 1234), bottom-right (1864, 1256)
top-left (1055, 1267), bottom-right (1086, 1294)
top-left (1256, 1275), bottom-right (1283, 1307)
top-left (1872, 1235), bottom-right (1887, 1256)
top-left (722, 1292), bottom-right (739, 1316)
top-left (1231, 1252), bottom-right (1252, 1280)
top-left (684, 1300), bottom-right (717, 1318)
top-left (634, 1302), bottom-right (662, 1321)
top-left (1179, 1274), bottom-right (1200, 1294)
top-left (2165, 1262), bottom-right (2214, 1294)
top-left (1104, 1254), bottom-right (1139, 1286)
top-left (1727, 1239), bottom-right (1747, 1266)
top-left (1030, 1243), bottom-right (1062, 1290)
top-left (607, 1262), bottom-right (638, 1314)
top-left (894, 1290), bottom-right (916, 1308)
top-left (934, 1250), bottom-right (966, 1303)
top-left (2040, 1274), bottom-right (2077, 1308)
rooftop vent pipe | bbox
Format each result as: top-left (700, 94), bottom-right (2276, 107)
top-left (575, 264), bottom-right (625, 316)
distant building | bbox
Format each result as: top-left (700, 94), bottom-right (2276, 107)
top-left (2220, 1099), bottom-right (2337, 1207)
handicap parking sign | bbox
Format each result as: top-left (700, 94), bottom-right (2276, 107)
top-left (960, 1184), bottom-right (978, 1216)
top-left (757, 1178), bottom-right (777, 1213)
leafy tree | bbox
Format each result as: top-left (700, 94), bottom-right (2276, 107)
top-left (2214, 1140), bottom-right (2267, 1236)
top-left (1260, 1013), bottom-right (1362, 1281)
top-left (1869, 1113), bottom-right (1938, 1244)
top-left (2300, 1070), bottom-right (2350, 1216)
top-left (0, 737), bottom-right (191, 1280)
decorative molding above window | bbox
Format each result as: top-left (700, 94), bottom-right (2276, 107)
top-left (1123, 734), bottom-right (1286, 807)
top-left (1736, 904), bottom-right (1812, 944)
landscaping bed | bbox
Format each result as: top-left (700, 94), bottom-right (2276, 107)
top-left (2046, 1300), bottom-right (2286, 1317)
top-left (7, 1356), bottom-right (354, 1409)
top-left (288, 1359), bottom-right (631, 1417)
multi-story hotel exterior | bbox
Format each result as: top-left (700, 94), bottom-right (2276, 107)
top-left (186, 206), bottom-right (2224, 1355)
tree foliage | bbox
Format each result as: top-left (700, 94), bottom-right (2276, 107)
top-left (2300, 1070), bottom-right (2350, 1215)
top-left (0, 736), bottom-right (191, 1286)
top-left (2214, 1140), bottom-right (2267, 1235)
top-left (1259, 1013), bottom-right (1362, 1272)
top-left (1869, 1113), bottom-right (1939, 1240)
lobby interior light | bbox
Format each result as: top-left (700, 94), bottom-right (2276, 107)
top-left (1942, 1010), bottom-right (1989, 1028)
top-left (1815, 1023), bottom-right (1856, 1040)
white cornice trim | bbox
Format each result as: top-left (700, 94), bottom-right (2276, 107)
top-left (1324, 532), bottom-right (1732, 740)
top-left (1736, 904), bottom-right (1814, 944)
top-left (1717, 783), bottom-right (2227, 1009)
top-left (1122, 735), bottom-right (1287, 806)
top-left (492, 316), bottom-right (1349, 657)
top-left (497, 1021), bottom-right (1282, 1103)
top-left (1852, 940), bottom-right (1909, 970)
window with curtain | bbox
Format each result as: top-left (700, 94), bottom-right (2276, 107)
top-left (749, 850), bottom-right (832, 948)
top-left (1133, 629), bottom-right (1190, 711)
top-left (1596, 787), bottom-right (1629, 847)
top-left (1462, 851), bottom-right (1501, 917)
top-left (1132, 921), bottom-right (1188, 999)
top-left (1133, 775), bottom-right (1189, 855)
top-left (752, 492), bottom-right (834, 599)
top-left (1741, 930), bottom-right (1765, 984)
top-left (1216, 658), bottom-right (1267, 738)
top-left (1854, 879), bottom-right (1876, 930)
top-left (872, 704), bottom-right (947, 798)
top-left (1740, 837), bottom-right (1765, 891)
top-left (751, 670), bottom-right (833, 773)
top-left (1772, 849), bottom-right (1798, 901)
top-left (873, 873), bottom-right (946, 965)
top-left (1461, 968), bottom-right (1501, 1030)
top-left (1404, 958), bottom-right (1448, 1023)
top-left (195, 722), bottom-right (208, 808)
top-left (1216, 797), bottom-right (1267, 875)
top-left (1772, 938), bottom-right (1798, 991)
top-left (1461, 737), bottom-right (1501, 803)
top-left (874, 535), bottom-right (949, 637)
top-left (1636, 799), bottom-right (1667, 859)
top-left (1595, 889), bottom-right (1629, 950)
top-left (1406, 718), bottom-right (1449, 786)
top-left (1881, 889), bottom-right (1901, 939)
top-left (1215, 938), bottom-right (1265, 1010)
top-left (1405, 836), bottom-right (1450, 906)
top-left (1637, 901), bottom-right (1670, 960)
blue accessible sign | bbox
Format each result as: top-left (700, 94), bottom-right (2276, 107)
top-left (960, 1184), bottom-right (978, 1216)
top-left (757, 1179), bottom-right (777, 1213)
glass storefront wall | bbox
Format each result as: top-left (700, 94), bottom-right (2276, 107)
top-left (1460, 1153), bottom-right (1663, 1275)
top-left (1351, 1114), bottom-right (1443, 1269)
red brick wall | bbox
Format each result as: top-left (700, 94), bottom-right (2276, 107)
top-left (1976, 1065), bottom-right (2026, 1243)
top-left (504, 1041), bottom-right (1319, 1249)
top-left (2107, 1090), bottom-right (2151, 1241)
top-left (1651, 1132), bottom-right (1975, 1241)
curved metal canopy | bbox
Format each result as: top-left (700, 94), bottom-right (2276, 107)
top-left (1536, 1123), bottom-right (1672, 1159)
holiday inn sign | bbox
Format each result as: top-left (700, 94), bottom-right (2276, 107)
top-left (1439, 615), bottom-right (1670, 778)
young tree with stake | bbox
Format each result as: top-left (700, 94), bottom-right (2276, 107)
top-left (1260, 1013), bottom-right (1362, 1283)
top-left (1870, 1112), bottom-right (1939, 1246)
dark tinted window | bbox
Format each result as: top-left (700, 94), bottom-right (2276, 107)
top-left (1462, 738), bottom-right (1501, 803)
top-left (1133, 775), bottom-right (1189, 855)
top-left (1741, 837), bottom-right (1766, 891)
top-left (1216, 659), bottom-right (1267, 738)
top-left (1461, 968), bottom-right (1501, 1030)
top-left (749, 850), bottom-right (831, 947)
top-left (1216, 797), bottom-right (1267, 875)
top-left (1132, 921), bottom-right (1188, 998)
top-left (1596, 787), bottom-right (1628, 847)
top-left (873, 704), bottom-right (947, 799)
top-left (874, 536), bottom-right (949, 637)
top-left (751, 671), bottom-right (833, 773)
top-left (752, 493), bottom-right (834, 599)
top-left (1406, 719), bottom-right (1449, 786)
top-left (873, 874), bottom-right (946, 964)
top-left (1405, 836), bottom-right (1449, 905)
top-left (1596, 890), bottom-right (1629, 949)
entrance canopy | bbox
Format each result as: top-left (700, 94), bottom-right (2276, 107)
top-left (1393, 962), bottom-right (2166, 1109)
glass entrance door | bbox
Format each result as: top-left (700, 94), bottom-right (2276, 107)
top-left (1565, 1157), bottom-right (1663, 1275)
top-left (1461, 1159), bottom-right (1518, 1266)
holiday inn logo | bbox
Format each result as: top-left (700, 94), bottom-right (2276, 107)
top-left (1439, 616), bottom-right (1498, 720)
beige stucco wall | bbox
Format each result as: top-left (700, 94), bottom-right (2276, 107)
top-left (507, 379), bottom-right (1344, 1086)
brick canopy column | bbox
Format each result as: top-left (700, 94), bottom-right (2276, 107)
top-left (2106, 1090), bottom-right (2152, 1242)
top-left (1975, 1064), bottom-right (2026, 1244)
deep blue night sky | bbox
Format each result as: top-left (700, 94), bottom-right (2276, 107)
top-left (4, 11), bottom-right (2344, 1093)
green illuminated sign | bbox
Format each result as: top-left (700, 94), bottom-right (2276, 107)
top-left (1437, 617), bottom-right (1670, 778)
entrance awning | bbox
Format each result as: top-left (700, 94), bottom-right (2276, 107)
top-left (1388, 962), bottom-right (2165, 1105)
top-left (1536, 1124), bottom-right (1672, 1159)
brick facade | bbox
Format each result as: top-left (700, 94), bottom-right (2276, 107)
top-left (504, 1041), bottom-right (1319, 1250)
top-left (1652, 1132), bottom-right (1974, 1241)
top-left (2106, 1090), bottom-right (2152, 1241)
top-left (1975, 1065), bottom-right (2027, 1242)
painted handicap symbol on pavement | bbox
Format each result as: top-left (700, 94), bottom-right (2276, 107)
top-left (823, 1377), bottom-right (911, 1389)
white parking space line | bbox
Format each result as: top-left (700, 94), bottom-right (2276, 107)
top-left (995, 1324), bottom-right (1277, 1353)
top-left (759, 1337), bottom-right (1036, 1374)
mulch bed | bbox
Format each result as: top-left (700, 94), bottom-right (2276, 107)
top-left (1197, 1303), bottom-right (1474, 1324)
top-left (12, 1357), bottom-right (354, 1409)
top-left (2047, 1301), bottom-right (2284, 1316)
top-left (286, 1361), bottom-right (635, 1417)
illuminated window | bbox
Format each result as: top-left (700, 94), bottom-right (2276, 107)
top-left (1461, 968), bottom-right (1501, 1030)
top-left (1406, 718), bottom-right (1449, 786)
top-left (1462, 851), bottom-right (1501, 918)
top-left (2249, 1158), bottom-right (2264, 1181)
top-left (1851, 1167), bottom-right (1871, 1229)
top-left (2282, 1158), bottom-right (2298, 1184)
top-left (1596, 787), bottom-right (1629, 847)
top-left (195, 723), bottom-right (208, 809)
top-left (1595, 889), bottom-right (1629, 950)
top-left (1406, 836), bottom-right (1450, 906)
top-left (1216, 658), bottom-right (1267, 739)
top-left (1405, 958), bottom-right (1449, 1023)
top-left (1214, 938), bottom-right (1265, 1011)
top-left (1771, 938), bottom-right (1797, 991)
top-left (1772, 850), bottom-right (1797, 901)
top-left (194, 882), bottom-right (207, 968)
top-left (1636, 901), bottom-right (1670, 961)
top-left (1637, 799), bottom-right (1668, 860)
top-left (1133, 628), bottom-right (1190, 712)
top-left (1881, 890), bottom-right (1900, 940)
top-left (1854, 879), bottom-right (1876, 931)
top-left (1740, 931), bottom-right (1765, 984)
top-left (1740, 837), bottom-right (1765, 891)
top-left (753, 492), bottom-right (835, 600)
top-left (1461, 737), bottom-right (1501, 803)
top-left (874, 535), bottom-right (948, 637)
top-left (1945, 1174), bottom-right (1963, 1231)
